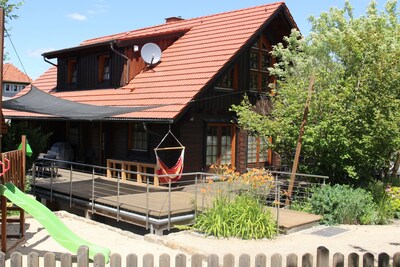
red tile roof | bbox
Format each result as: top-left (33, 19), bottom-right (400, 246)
top-left (3, 63), bottom-right (31, 83)
top-left (5, 2), bottom-right (295, 121)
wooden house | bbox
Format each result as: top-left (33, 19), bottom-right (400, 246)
top-left (3, 2), bottom-right (296, 175)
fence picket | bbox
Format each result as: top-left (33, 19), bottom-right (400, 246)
top-left (94, 253), bottom-right (106, 267)
top-left (143, 254), bottom-right (154, 267)
top-left (271, 253), bottom-right (283, 267)
top-left (378, 253), bottom-right (389, 267)
top-left (110, 253), bottom-right (122, 267)
top-left (302, 253), bottom-right (313, 267)
top-left (27, 252), bottom-right (39, 267)
top-left (10, 252), bottom-right (22, 267)
top-left (126, 253), bottom-right (138, 267)
top-left (159, 253), bottom-right (170, 267)
top-left (223, 254), bottom-right (235, 267)
top-left (44, 252), bottom-right (56, 267)
top-left (317, 246), bottom-right (329, 267)
top-left (77, 246), bottom-right (89, 267)
top-left (363, 253), bottom-right (374, 267)
top-left (333, 253), bottom-right (344, 267)
top-left (287, 253), bottom-right (298, 267)
top-left (348, 253), bottom-right (359, 267)
top-left (175, 254), bottom-right (187, 267)
top-left (0, 252), bottom-right (4, 267)
top-left (208, 254), bottom-right (219, 267)
top-left (191, 254), bottom-right (203, 267)
top-left (393, 252), bottom-right (400, 267)
top-left (255, 253), bottom-right (266, 267)
top-left (0, 252), bottom-right (5, 267)
top-left (239, 254), bottom-right (250, 267)
top-left (60, 253), bottom-right (72, 267)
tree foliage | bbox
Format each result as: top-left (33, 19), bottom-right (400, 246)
top-left (231, 1), bottom-right (400, 184)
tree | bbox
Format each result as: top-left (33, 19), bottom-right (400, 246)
top-left (231, 1), bottom-right (400, 184)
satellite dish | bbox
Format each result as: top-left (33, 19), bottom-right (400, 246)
top-left (141, 43), bottom-right (162, 66)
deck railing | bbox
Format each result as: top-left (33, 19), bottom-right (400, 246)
top-left (30, 159), bottom-right (328, 234)
top-left (2, 245), bottom-right (399, 267)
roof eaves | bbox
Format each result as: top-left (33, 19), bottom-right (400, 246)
top-left (42, 40), bottom-right (115, 59)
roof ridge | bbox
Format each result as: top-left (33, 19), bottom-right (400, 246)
top-left (81, 2), bottom-right (284, 46)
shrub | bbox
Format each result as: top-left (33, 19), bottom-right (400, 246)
top-left (308, 184), bottom-right (378, 225)
top-left (192, 194), bottom-right (277, 239)
top-left (386, 185), bottom-right (400, 218)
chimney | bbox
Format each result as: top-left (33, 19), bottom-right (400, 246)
top-left (165, 16), bottom-right (184, 24)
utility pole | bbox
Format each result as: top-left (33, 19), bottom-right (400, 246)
top-left (0, 8), bottom-right (4, 154)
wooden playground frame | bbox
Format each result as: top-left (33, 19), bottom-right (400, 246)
top-left (0, 136), bottom-right (26, 253)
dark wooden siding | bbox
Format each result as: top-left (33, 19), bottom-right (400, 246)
top-left (57, 50), bottom-right (125, 91)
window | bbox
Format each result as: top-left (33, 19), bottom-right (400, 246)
top-left (206, 124), bottom-right (235, 166)
top-left (247, 136), bottom-right (268, 164)
top-left (129, 123), bottom-right (148, 151)
top-left (67, 59), bottom-right (78, 85)
top-left (215, 64), bottom-right (238, 91)
top-left (249, 36), bottom-right (273, 93)
top-left (98, 54), bottom-right (111, 82)
top-left (3, 83), bottom-right (25, 93)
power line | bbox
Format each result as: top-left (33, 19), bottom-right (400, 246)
top-left (4, 28), bottom-right (31, 81)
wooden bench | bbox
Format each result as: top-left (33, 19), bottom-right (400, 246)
top-left (106, 159), bottom-right (159, 186)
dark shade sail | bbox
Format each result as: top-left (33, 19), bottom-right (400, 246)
top-left (2, 86), bottom-right (156, 120)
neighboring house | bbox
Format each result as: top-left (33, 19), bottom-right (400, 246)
top-left (3, 2), bottom-right (296, 174)
top-left (2, 63), bottom-right (31, 99)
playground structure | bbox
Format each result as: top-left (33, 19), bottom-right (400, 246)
top-left (0, 136), bottom-right (110, 261)
top-left (0, 135), bottom-right (26, 253)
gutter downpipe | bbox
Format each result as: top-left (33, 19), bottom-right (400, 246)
top-left (43, 56), bottom-right (57, 67)
top-left (110, 42), bottom-right (130, 85)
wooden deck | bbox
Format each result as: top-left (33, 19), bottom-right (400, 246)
top-left (32, 168), bottom-right (321, 234)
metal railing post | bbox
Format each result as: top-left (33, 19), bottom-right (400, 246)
top-left (91, 167), bottom-right (95, 214)
top-left (277, 184), bottom-right (281, 233)
top-left (32, 163), bottom-right (36, 194)
top-left (117, 172), bottom-right (120, 221)
top-left (168, 179), bottom-right (171, 231)
top-left (146, 177), bottom-right (149, 230)
top-left (50, 161), bottom-right (53, 200)
top-left (194, 174), bottom-right (198, 218)
top-left (69, 164), bottom-right (73, 208)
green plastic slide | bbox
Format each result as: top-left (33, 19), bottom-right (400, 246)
top-left (0, 182), bottom-right (110, 262)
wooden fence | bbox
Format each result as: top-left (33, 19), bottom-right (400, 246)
top-left (1, 246), bottom-right (400, 267)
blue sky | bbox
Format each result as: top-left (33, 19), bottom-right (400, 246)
top-left (4, 0), bottom-right (387, 80)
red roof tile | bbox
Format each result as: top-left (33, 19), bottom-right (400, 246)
top-left (5, 2), bottom-right (295, 121)
top-left (3, 63), bottom-right (31, 83)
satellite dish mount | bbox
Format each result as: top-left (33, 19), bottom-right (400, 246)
top-left (141, 43), bottom-right (162, 66)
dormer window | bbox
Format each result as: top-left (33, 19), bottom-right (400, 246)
top-left (249, 35), bottom-right (272, 93)
top-left (98, 54), bottom-right (111, 82)
top-left (215, 64), bottom-right (238, 91)
top-left (67, 59), bottom-right (77, 85)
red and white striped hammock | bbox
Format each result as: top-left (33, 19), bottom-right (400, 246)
top-left (154, 130), bottom-right (185, 184)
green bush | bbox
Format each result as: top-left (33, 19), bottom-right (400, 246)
top-left (308, 184), bottom-right (379, 225)
top-left (192, 194), bottom-right (277, 239)
top-left (386, 186), bottom-right (400, 218)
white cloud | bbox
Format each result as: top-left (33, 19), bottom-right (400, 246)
top-left (66, 13), bottom-right (87, 21)
top-left (27, 48), bottom-right (56, 58)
